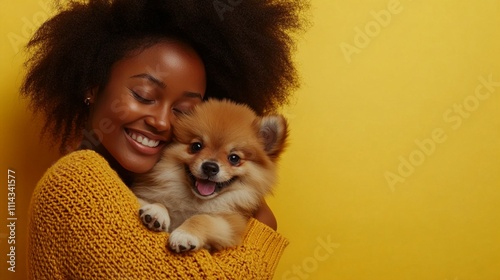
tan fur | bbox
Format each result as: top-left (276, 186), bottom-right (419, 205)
top-left (133, 99), bottom-right (288, 252)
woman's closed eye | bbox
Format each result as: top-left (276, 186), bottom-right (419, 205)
top-left (130, 89), bottom-right (154, 104)
top-left (172, 101), bottom-right (201, 116)
top-left (172, 108), bottom-right (187, 116)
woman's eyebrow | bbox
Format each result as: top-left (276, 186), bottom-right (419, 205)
top-left (130, 73), bottom-right (166, 88)
top-left (131, 73), bottom-right (203, 100)
top-left (183, 91), bottom-right (203, 100)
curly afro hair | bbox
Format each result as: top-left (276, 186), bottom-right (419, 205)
top-left (21, 0), bottom-right (309, 153)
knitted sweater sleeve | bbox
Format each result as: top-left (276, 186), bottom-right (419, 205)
top-left (27, 150), bottom-right (288, 280)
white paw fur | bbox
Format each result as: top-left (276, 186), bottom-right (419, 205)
top-left (168, 229), bottom-right (203, 253)
top-left (139, 203), bottom-right (171, 232)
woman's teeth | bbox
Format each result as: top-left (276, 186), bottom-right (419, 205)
top-left (128, 131), bottom-right (160, 148)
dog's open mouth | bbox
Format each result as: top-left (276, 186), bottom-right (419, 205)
top-left (186, 167), bottom-right (236, 197)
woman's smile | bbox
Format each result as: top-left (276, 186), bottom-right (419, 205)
top-left (125, 128), bottom-right (166, 155)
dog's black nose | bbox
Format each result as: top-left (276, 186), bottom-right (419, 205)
top-left (202, 162), bottom-right (219, 177)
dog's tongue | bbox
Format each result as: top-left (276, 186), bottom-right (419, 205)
top-left (196, 179), bottom-right (216, 196)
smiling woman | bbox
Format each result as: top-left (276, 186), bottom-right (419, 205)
top-left (85, 40), bottom-right (206, 178)
top-left (20, 0), bottom-right (308, 279)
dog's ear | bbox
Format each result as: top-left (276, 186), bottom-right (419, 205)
top-left (258, 115), bottom-right (288, 160)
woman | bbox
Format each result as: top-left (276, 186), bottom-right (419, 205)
top-left (22, 0), bottom-right (307, 278)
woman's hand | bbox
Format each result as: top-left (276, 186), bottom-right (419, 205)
top-left (253, 200), bottom-right (277, 230)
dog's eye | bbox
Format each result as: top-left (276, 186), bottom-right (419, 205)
top-left (190, 142), bottom-right (203, 153)
top-left (228, 154), bottom-right (241, 165)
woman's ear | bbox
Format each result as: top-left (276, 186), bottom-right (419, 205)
top-left (85, 86), bottom-right (99, 105)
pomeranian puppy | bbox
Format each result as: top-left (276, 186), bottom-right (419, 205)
top-left (132, 99), bottom-right (288, 253)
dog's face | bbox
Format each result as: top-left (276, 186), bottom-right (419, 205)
top-left (165, 99), bottom-right (288, 202)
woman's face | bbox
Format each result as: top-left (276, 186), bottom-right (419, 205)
top-left (88, 41), bottom-right (206, 174)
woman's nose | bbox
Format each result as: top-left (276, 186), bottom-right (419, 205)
top-left (145, 107), bottom-right (172, 133)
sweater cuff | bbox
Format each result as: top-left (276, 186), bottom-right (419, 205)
top-left (244, 218), bottom-right (289, 271)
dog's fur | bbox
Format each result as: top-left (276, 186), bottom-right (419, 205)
top-left (132, 99), bottom-right (288, 252)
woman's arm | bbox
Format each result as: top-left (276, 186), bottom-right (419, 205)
top-left (27, 150), bottom-right (288, 279)
top-left (254, 199), bottom-right (278, 230)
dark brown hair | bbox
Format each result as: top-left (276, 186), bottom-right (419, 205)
top-left (21, 0), bottom-right (309, 152)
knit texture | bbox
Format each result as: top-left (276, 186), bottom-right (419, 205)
top-left (27, 150), bottom-right (289, 279)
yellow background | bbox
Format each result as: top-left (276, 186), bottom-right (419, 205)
top-left (1, 0), bottom-right (499, 279)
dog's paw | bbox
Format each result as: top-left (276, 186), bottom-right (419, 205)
top-left (168, 229), bottom-right (204, 253)
top-left (139, 203), bottom-right (170, 232)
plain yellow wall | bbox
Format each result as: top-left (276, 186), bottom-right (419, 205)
top-left (1, 1), bottom-right (499, 279)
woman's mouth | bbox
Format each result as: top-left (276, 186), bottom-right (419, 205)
top-left (127, 130), bottom-right (161, 148)
top-left (124, 128), bottom-right (167, 156)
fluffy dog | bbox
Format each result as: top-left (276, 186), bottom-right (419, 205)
top-left (132, 99), bottom-right (288, 253)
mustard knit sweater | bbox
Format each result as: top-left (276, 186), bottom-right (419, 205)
top-left (27, 150), bottom-right (288, 279)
